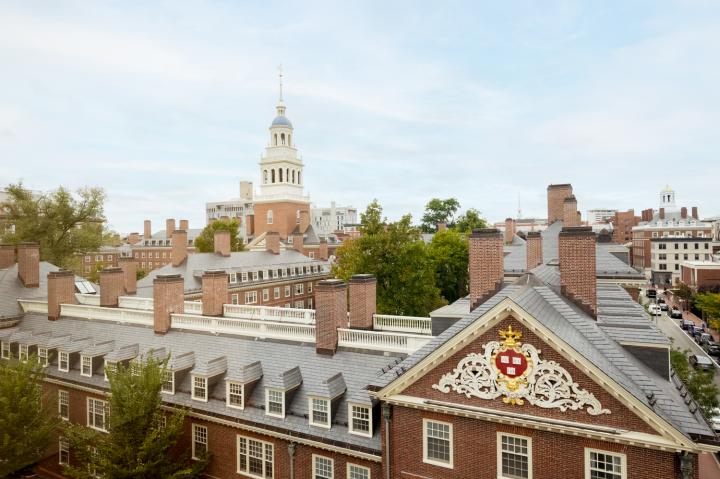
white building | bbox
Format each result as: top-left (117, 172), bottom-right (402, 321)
top-left (311, 202), bottom-right (358, 237)
top-left (586, 209), bottom-right (617, 225)
top-left (650, 237), bottom-right (717, 285)
top-left (205, 181), bottom-right (254, 243)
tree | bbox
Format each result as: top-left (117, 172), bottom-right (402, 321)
top-left (334, 202), bottom-right (445, 316)
top-left (193, 219), bottom-right (244, 253)
top-left (670, 349), bottom-right (720, 418)
top-left (87, 261), bottom-right (105, 284)
top-left (136, 268), bottom-right (149, 281)
top-left (0, 182), bottom-right (106, 269)
top-left (674, 282), bottom-right (695, 303)
top-left (63, 356), bottom-right (207, 479)
top-left (420, 198), bottom-right (460, 233)
top-left (428, 229), bottom-right (469, 304)
top-left (695, 292), bottom-right (720, 330)
top-left (455, 208), bottom-right (488, 234)
top-left (0, 355), bottom-right (60, 477)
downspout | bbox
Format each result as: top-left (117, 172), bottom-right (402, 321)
top-left (288, 442), bottom-right (296, 479)
top-left (382, 403), bottom-right (392, 479)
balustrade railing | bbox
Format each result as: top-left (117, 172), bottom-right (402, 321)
top-left (338, 328), bottom-right (431, 354)
top-left (373, 314), bottom-right (432, 335)
top-left (118, 296), bottom-right (153, 310)
top-left (223, 304), bottom-right (315, 324)
top-left (172, 314), bottom-right (316, 342)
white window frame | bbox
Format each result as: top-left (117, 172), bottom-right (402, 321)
top-left (18, 344), bottom-right (29, 362)
top-left (252, 271), bottom-right (259, 281)
top-left (263, 289), bottom-right (269, 302)
top-left (59, 351), bottom-right (69, 372)
top-left (308, 397), bottom-right (331, 428)
top-left (38, 347), bottom-right (48, 366)
top-left (231, 293), bottom-right (239, 305)
top-left (274, 287), bottom-right (280, 299)
top-left (58, 390), bottom-right (70, 420)
top-left (230, 272), bottom-right (238, 284)
top-left (497, 432), bottom-right (532, 479)
top-left (236, 434), bottom-right (274, 478)
top-left (59, 437), bottom-right (70, 465)
top-left (192, 375), bottom-right (208, 402)
top-left (265, 389), bottom-right (285, 418)
top-left (104, 361), bottom-right (115, 382)
top-left (295, 283), bottom-right (304, 295)
top-left (81, 355), bottom-right (93, 377)
top-left (295, 300), bottom-right (304, 309)
top-left (347, 463), bottom-right (371, 479)
top-left (285, 285), bottom-right (291, 297)
top-left (87, 397), bottom-right (108, 432)
top-left (348, 404), bottom-right (372, 437)
top-left (1, 341), bottom-right (9, 359)
top-left (161, 370), bottom-right (175, 394)
top-left (245, 291), bottom-right (257, 304)
top-left (192, 423), bottom-right (208, 460)
top-left (584, 448), bottom-right (626, 479)
top-left (423, 418), bottom-right (453, 469)
top-left (308, 282), bottom-right (313, 293)
top-left (241, 272), bottom-right (248, 282)
top-left (226, 381), bottom-right (244, 410)
top-left (313, 454), bottom-right (334, 479)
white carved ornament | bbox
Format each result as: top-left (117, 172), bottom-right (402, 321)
top-left (432, 326), bottom-right (610, 415)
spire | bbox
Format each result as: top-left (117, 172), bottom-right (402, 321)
top-left (278, 64), bottom-right (284, 103)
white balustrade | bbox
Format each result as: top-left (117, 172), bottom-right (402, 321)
top-left (223, 304), bottom-right (315, 324)
top-left (338, 329), bottom-right (431, 354)
top-left (75, 293), bottom-right (101, 306)
top-left (60, 304), bottom-right (153, 326)
top-left (184, 301), bottom-right (203, 314)
top-left (118, 296), bottom-right (154, 310)
top-left (373, 314), bottom-right (432, 335)
top-left (18, 299), bottom-right (48, 314)
top-left (172, 314), bottom-right (316, 342)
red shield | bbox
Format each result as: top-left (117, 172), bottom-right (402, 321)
top-left (495, 349), bottom-right (528, 378)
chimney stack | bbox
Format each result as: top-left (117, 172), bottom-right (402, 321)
top-left (0, 244), bottom-right (14, 269)
top-left (127, 233), bottom-right (140, 245)
top-left (692, 207), bottom-right (699, 220)
top-left (179, 219), bottom-right (189, 231)
top-left (47, 269), bottom-right (77, 321)
top-left (504, 218), bottom-right (516, 244)
top-left (547, 184), bottom-right (573, 224)
top-left (563, 195), bottom-right (579, 226)
top-left (17, 242), bottom-right (40, 288)
top-left (166, 219), bottom-right (176, 236)
top-left (299, 210), bottom-right (310, 233)
top-left (171, 230), bottom-right (188, 266)
top-left (266, 231), bottom-right (280, 255)
top-left (100, 267), bottom-right (124, 307)
top-left (681, 207), bottom-right (687, 219)
top-left (315, 279), bottom-right (347, 355)
top-left (559, 226), bottom-right (597, 317)
top-left (349, 274), bottom-right (376, 330)
top-left (214, 230), bottom-right (231, 256)
top-left (201, 270), bottom-right (228, 316)
top-left (292, 231), bottom-right (304, 253)
top-left (526, 232), bottom-right (543, 270)
top-left (144, 220), bottom-right (152, 240)
top-left (319, 239), bottom-right (329, 261)
top-left (153, 274), bottom-right (184, 334)
top-left (659, 208), bottom-right (665, 220)
top-left (468, 229), bottom-right (504, 310)
top-left (117, 257), bottom-right (137, 294)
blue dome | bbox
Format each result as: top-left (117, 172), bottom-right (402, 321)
top-left (271, 116), bottom-right (293, 128)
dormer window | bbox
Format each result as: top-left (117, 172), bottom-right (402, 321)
top-left (348, 404), bottom-right (372, 437)
top-left (241, 272), bottom-right (248, 282)
top-left (161, 370), bottom-right (175, 394)
top-left (230, 273), bottom-right (237, 284)
top-left (309, 397), bottom-right (331, 428)
top-left (19, 344), bottom-right (28, 362)
top-left (59, 352), bottom-right (69, 372)
top-left (266, 389), bottom-right (284, 417)
top-left (192, 376), bottom-right (208, 402)
top-left (226, 382), bottom-right (244, 409)
top-left (1, 341), bottom-right (9, 359)
top-left (38, 347), bottom-right (48, 366)
top-left (81, 355), bottom-right (92, 377)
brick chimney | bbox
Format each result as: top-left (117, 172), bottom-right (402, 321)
top-left (171, 230), bottom-right (188, 266)
top-left (17, 242), bottom-right (40, 288)
top-left (214, 230), bottom-right (231, 256)
top-left (165, 218), bottom-right (176, 236)
top-left (349, 274), bottom-right (376, 330)
top-left (681, 207), bottom-right (687, 219)
top-left (692, 207), bottom-right (699, 220)
top-left (266, 231), bottom-right (280, 255)
top-left (179, 219), bottom-right (189, 231)
top-left (127, 233), bottom-right (140, 245)
top-left (153, 274), bottom-right (184, 334)
top-left (47, 269), bottom-right (77, 321)
top-left (100, 267), bottom-right (124, 307)
top-left (202, 270), bottom-right (228, 316)
top-left (526, 232), bottom-right (543, 270)
top-left (319, 239), bottom-right (328, 260)
top-left (468, 229), bottom-right (504, 310)
top-left (547, 184), bottom-right (573, 224)
top-left (563, 195), bottom-right (578, 226)
top-left (504, 218), bottom-right (516, 243)
top-left (299, 210), bottom-right (310, 233)
top-left (245, 214), bottom-right (254, 235)
top-left (117, 257), bottom-right (137, 294)
top-left (292, 231), bottom-right (304, 253)
top-left (315, 279), bottom-right (347, 355)
top-left (659, 208), bottom-right (665, 220)
top-left (144, 220), bottom-right (152, 240)
top-left (0, 244), bottom-right (14, 269)
top-left (559, 226), bottom-right (597, 317)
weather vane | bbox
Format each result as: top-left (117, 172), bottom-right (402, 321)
top-left (278, 64), bottom-right (283, 102)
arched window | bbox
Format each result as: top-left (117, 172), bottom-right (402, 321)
top-left (281, 133), bottom-right (285, 145)
top-left (274, 134), bottom-right (278, 146)
top-left (271, 169), bottom-right (276, 183)
top-left (267, 210), bottom-right (273, 225)
top-left (279, 169), bottom-right (283, 182)
top-left (297, 171), bottom-right (301, 184)
top-left (292, 170), bottom-right (295, 183)
top-left (263, 170), bottom-right (268, 184)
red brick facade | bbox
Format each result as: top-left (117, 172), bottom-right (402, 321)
top-left (117, 257), bottom-right (137, 294)
top-left (47, 270), bottom-right (77, 321)
top-left (315, 279), bottom-right (347, 354)
top-left (99, 267), bottom-right (124, 307)
top-left (504, 218), bottom-right (516, 244)
top-left (172, 230), bottom-right (188, 267)
top-left (611, 209), bottom-right (639, 245)
top-left (253, 201), bottom-right (311, 240)
top-left (526, 232), bottom-right (542, 270)
top-left (153, 274), bottom-right (185, 334)
top-left (17, 242), bottom-right (40, 287)
top-left (349, 274), bottom-right (376, 330)
top-left (682, 264), bottom-right (720, 290)
top-left (563, 195), bottom-right (579, 227)
top-left (469, 229), bottom-right (504, 308)
top-left (0, 244), bottom-right (14, 269)
top-left (547, 184), bottom-right (573, 225)
top-left (559, 227), bottom-right (597, 316)
top-left (201, 270), bottom-right (229, 316)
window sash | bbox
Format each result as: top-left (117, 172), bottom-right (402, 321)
top-left (423, 419), bottom-right (453, 468)
top-left (59, 437), bottom-right (70, 465)
top-left (87, 398), bottom-right (107, 432)
top-left (349, 405), bottom-right (371, 436)
top-left (586, 449), bottom-right (625, 479)
top-left (237, 435), bottom-right (274, 478)
top-left (59, 351), bottom-right (69, 372)
top-left (499, 433), bottom-right (531, 479)
top-left (161, 371), bottom-right (174, 394)
top-left (192, 376), bottom-right (208, 401)
top-left (309, 397), bottom-right (330, 427)
top-left (347, 464), bottom-right (370, 479)
top-left (227, 382), bottom-right (244, 409)
top-left (19, 344), bottom-right (29, 361)
top-left (59, 390), bottom-right (69, 420)
top-left (192, 424), bottom-right (208, 459)
top-left (81, 356), bottom-right (92, 377)
top-left (266, 389), bottom-right (284, 417)
top-left (1, 341), bottom-right (9, 359)
top-left (38, 347), bottom-right (48, 366)
top-left (313, 455), bottom-right (334, 479)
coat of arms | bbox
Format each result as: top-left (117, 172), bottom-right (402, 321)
top-left (432, 326), bottom-right (610, 415)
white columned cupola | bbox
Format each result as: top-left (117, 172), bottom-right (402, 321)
top-left (256, 68), bottom-right (307, 202)
top-left (659, 185), bottom-right (677, 210)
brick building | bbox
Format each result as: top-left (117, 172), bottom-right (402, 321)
top-left (610, 209), bottom-right (640, 245)
top-left (681, 260), bottom-right (720, 291)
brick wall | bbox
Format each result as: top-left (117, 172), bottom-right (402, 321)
top-left (547, 184), bottom-right (573, 225)
top-left (48, 270), bottom-right (77, 321)
top-left (563, 196), bottom-right (579, 227)
top-left (202, 270), bottom-right (229, 316)
top-left (559, 227), bottom-right (597, 316)
top-left (117, 257), bottom-right (137, 294)
top-left (153, 274), bottom-right (185, 334)
top-left (315, 279), bottom-right (347, 354)
top-left (17, 242), bottom-right (40, 287)
top-left (526, 232), bottom-right (543, 270)
top-left (612, 209), bottom-right (639, 244)
top-left (253, 201), bottom-right (311, 240)
top-left (468, 229), bottom-right (504, 309)
top-left (99, 267), bottom-right (124, 307)
top-left (349, 274), bottom-right (376, 329)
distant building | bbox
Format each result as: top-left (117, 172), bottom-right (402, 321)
top-left (586, 208), bottom-right (617, 224)
top-left (681, 259), bottom-right (720, 291)
top-left (311, 202), bottom-right (358, 237)
top-left (205, 181), bottom-right (254, 243)
top-left (610, 209), bottom-right (640, 245)
top-left (649, 237), bottom-right (716, 285)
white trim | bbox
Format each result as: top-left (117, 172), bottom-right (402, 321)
top-left (347, 463), bottom-right (371, 479)
top-left (58, 389), bottom-right (69, 421)
top-left (191, 423), bottom-right (208, 460)
top-left (312, 454), bottom-right (334, 479)
top-left (19, 344), bottom-right (28, 362)
top-left (161, 370), bottom-right (175, 395)
top-left (192, 375), bottom-right (208, 402)
top-left (422, 418), bottom-right (453, 469)
top-left (348, 403), bottom-right (373, 438)
top-left (226, 381), bottom-right (244, 410)
top-left (265, 388), bottom-right (285, 418)
top-left (497, 432), bottom-right (532, 479)
top-left (38, 347), bottom-right (48, 366)
top-left (236, 434), bottom-right (274, 478)
top-left (80, 355), bottom-right (92, 377)
top-left (584, 448), bottom-right (626, 479)
top-left (58, 437), bottom-right (70, 465)
top-left (1, 341), bottom-right (9, 359)
top-left (308, 396), bottom-right (331, 429)
top-left (86, 397), bottom-right (108, 432)
top-left (58, 351), bottom-right (69, 372)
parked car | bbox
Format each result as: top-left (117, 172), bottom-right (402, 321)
top-left (648, 304), bottom-right (661, 316)
top-left (670, 308), bottom-right (683, 319)
top-left (660, 303), bottom-right (669, 311)
top-left (681, 319), bottom-right (695, 330)
top-left (657, 297), bottom-right (666, 305)
top-left (696, 333), bottom-right (713, 345)
top-left (689, 354), bottom-right (715, 371)
top-left (705, 342), bottom-right (720, 357)
top-left (647, 288), bottom-right (657, 298)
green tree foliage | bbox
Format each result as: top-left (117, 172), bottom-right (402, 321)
top-left (674, 282), bottom-right (695, 302)
top-left (193, 219), bottom-right (244, 253)
top-left (0, 355), bottom-right (60, 477)
top-left (420, 198), bottom-right (460, 233)
top-left (428, 229), bottom-right (469, 304)
top-left (87, 261), bottom-right (105, 284)
top-left (454, 208), bottom-right (488, 234)
top-left (695, 293), bottom-right (720, 320)
top-left (334, 201), bottom-right (446, 316)
top-left (63, 356), bottom-right (208, 479)
top-left (136, 268), bottom-right (149, 281)
top-left (0, 182), bottom-right (106, 269)
top-left (670, 349), bottom-right (720, 417)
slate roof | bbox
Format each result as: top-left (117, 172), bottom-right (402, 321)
top-left (141, 228), bottom-right (203, 245)
top-left (289, 223), bottom-right (321, 245)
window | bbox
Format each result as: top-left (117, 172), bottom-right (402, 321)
top-left (237, 435), bottom-right (274, 478)
top-left (308, 298), bottom-right (313, 309)
top-left (59, 390), bottom-right (69, 420)
top-left (266, 389), bottom-right (284, 417)
top-left (19, 344), bottom-right (28, 362)
top-left (252, 271), bottom-right (259, 281)
top-left (230, 273), bottom-right (238, 284)
top-left (274, 287), bottom-right (280, 299)
top-left (658, 243), bottom-right (666, 250)
top-left (675, 243), bottom-right (679, 249)
top-left (308, 282), bottom-right (313, 293)
top-left (267, 210), bottom-right (273, 225)
top-left (309, 397), bottom-right (330, 428)
top-left (161, 370), bottom-right (174, 394)
top-left (81, 355), bottom-right (93, 377)
top-left (309, 251), bottom-right (315, 259)
top-left (295, 284), bottom-right (304, 295)
top-left (104, 361), bottom-right (116, 381)
top-left (658, 253), bottom-right (666, 260)
top-left (295, 300), bottom-right (304, 308)
top-left (38, 347), bottom-right (48, 366)
top-left (227, 382), bottom-right (244, 409)
top-left (423, 419), bottom-right (453, 468)
top-left (87, 398), bottom-right (108, 432)
top-left (95, 255), bottom-right (102, 261)
top-left (245, 291), bottom-right (258, 304)
top-left (347, 464), bottom-right (370, 479)
top-left (193, 376), bottom-right (208, 401)
top-left (263, 289), bottom-right (269, 302)
top-left (85, 256), bottom-right (91, 262)
top-left (59, 437), bottom-right (70, 465)
top-left (59, 351), bottom-right (69, 372)
top-left (585, 449), bottom-right (625, 479)
top-left (349, 405), bottom-right (372, 436)
top-left (192, 424), bottom-right (208, 459)
top-left (695, 254), bottom-right (700, 260)
top-left (285, 285), bottom-right (291, 297)
top-left (1, 341), bottom-right (9, 359)
top-left (241, 272), bottom-right (248, 282)
top-left (313, 455), bottom-right (334, 479)
top-left (498, 433), bottom-right (531, 479)
top-left (231, 293), bottom-right (239, 304)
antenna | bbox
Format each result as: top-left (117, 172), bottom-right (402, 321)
top-left (278, 64), bottom-right (284, 102)
top-left (517, 194), bottom-right (522, 219)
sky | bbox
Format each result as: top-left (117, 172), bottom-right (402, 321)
top-left (1, 0), bottom-right (719, 233)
